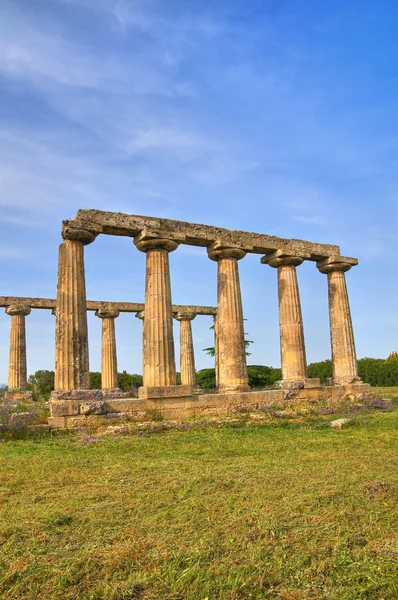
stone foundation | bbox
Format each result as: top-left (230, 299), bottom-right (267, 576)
top-left (4, 390), bottom-right (34, 402)
top-left (48, 383), bottom-right (371, 429)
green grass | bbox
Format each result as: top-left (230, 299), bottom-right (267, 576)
top-left (1, 402), bottom-right (398, 599)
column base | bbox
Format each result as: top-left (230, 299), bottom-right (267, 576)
top-left (4, 390), bottom-right (34, 402)
top-left (51, 389), bottom-right (103, 401)
top-left (138, 385), bottom-right (196, 400)
top-left (101, 387), bottom-right (126, 398)
top-left (216, 384), bottom-right (250, 394)
top-left (304, 378), bottom-right (321, 388)
top-left (332, 376), bottom-right (363, 385)
top-left (274, 380), bottom-right (305, 390)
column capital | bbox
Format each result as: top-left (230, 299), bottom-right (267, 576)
top-left (261, 250), bottom-right (311, 268)
top-left (134, 229), bottom-right (179, 253)
top-left (207, 242), bottom-right (246, 261)
top-left (135, 310), bottom-right (145, 320)
top-left (95, 308), bottom-right (120, 319)
top-left (174, 311), bottom-right (196, 321)
top-left (317, 255), bottom-right (358, 274)
top-left (62, 226), bottom-right (96, 245)
top-left (6, 304), bottom-right (31, 317)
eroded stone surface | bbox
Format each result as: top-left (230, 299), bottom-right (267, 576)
top-left (209, 247), bottom-right (249, 393)
top-left (65, 210), bottom-right (342, 259)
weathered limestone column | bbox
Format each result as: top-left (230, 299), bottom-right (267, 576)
top-left (262, 250), bottom-right (312, 389)
top-left (175, 311), bottom-right (196, 386)
top-left (208, 244), bottom-right (249, 393)
top-left (135, 310), bottom-right (145, 377)
top-left (317, 256), bottom-right (362, 384)
top-left (213, 313), bottom-right (219, 388)
top-left (95, 308), bottom-right (120, 390)
top-left (135, 232), bottom-right (189, 398)
top-left (5, 304), bottom-right (31, 394)
top-left (54, 228), bottom-right (95, 392)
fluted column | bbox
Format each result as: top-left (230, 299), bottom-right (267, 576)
top-left (95, 308), bottom-right (120, 390)
top-left (208, 244), bottom-right (249, 393)
top-left (6, 304), bottom-right (31, 391)
top-left (135, 310), bottom-right (145, 377)
top-left (262, 251), bottom-right (310, 388)
top-left (213, 313), bottom-right (219, 387)
top-left (54, 228), bottom-right (95, 391)
top-left (317, 256), bottom-right (361, 384)
top-left (134, 233), bottom-right (178, 387)
top-left (175, 311), bottom-right (196, 386)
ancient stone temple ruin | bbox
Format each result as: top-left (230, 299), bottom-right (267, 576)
top-left (1, 210), bottom-right (369, 428)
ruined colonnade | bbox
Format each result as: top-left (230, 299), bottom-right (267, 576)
top-left (48, 211), bottom-right (362, 403)
top-left (0, 296), bottom-right (217, 399)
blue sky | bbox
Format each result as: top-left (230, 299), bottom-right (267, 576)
top-left (1, 0), bottom-right (398, 382)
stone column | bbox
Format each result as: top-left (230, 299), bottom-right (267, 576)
top-left (175, 311), bottom-right (196, 386)
top-left (135, 232), bottom-right (187, 398)
top-left (317, 256), bottom-right (361, 384)
top-left (5, 304), bottom-right (31, 395)
top-left (95, 308), bottom-right (120, 390)
top-left (213, 313), bottom-right (219, 388)
top-left (54, 228), bottom-right (95, 393)
top-left (208, 244), bottom-right (249, 393)
top-left (135, 310), bottom-right (145, 378)
top-left (261, 250), bottom-right (312, 388)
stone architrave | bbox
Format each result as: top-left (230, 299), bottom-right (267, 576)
top-left (208, 244), bottom-right (249, 393)
top-left (175, 311), bottom-right (196, 386)
top-left (54, 227), bottom-right (95, 392)
top-left (262, 250), bottom-right (311, 388)
top-left (5, 304), bottom-right (31, 392)
top-left (95, 308), bottom-right (120, 390)
top-left (317, 256), bottom-right (361, 385)
top-left (134, 232), bottom-right (179, 389)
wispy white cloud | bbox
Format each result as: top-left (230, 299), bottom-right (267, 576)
top-left (293, 215), bottom-right (328, 226)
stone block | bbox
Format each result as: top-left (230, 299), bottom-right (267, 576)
top-left (105, 399), bottom-right (147, 413)
top-left (50, 400), bottom-right (80, 417)
top-left (304, 378), bottom-right (321, 388)
top-left (330, 418), bottom-right (351, 430)
top-left (50, 389), bottom-right (103, 401)
top-left (48, 417), bottom-right (66, 429)
top-left (4, 390), bottom-right (34, 402)
top-left (274, 380), bottom-right (305, 390)
top-left (79, 401), bottom-right (106, 415)
top-left (101, 388), bottom-right (128, 399)
top-left (138, 385), bottom-right (195, 399)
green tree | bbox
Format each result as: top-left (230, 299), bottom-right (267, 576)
top-left (196, 368), bottom-right (216, 389)
top-left (89, 372), bottom-right (102, 389)
top-left (203, 322), bottom-right (253, 357)
top-left (117, 371), bottom-right (143, 390)
top-left (27, 370), bottom-right (55, 401)
top-left (385, 351), bottom-right (398, 364)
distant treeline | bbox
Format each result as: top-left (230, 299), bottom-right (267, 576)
top-left (2, 356), bottom-right (398, 401)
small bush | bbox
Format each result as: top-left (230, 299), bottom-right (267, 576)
top-left (0, 398), bottom-right (47, 440)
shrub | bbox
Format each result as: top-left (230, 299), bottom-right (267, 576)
top-left (0, 398), bottom-right (46, 440)
top-left (28, 370), bottom-right (55, 401)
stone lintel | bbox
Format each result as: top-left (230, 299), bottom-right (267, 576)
top-left (0, 297), bottom-right (217, 316)
top-left (138, 385), bottom-right (196, 399)
top-left (64, 210), bottom-right (342, 260)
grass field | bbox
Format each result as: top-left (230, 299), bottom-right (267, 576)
top-left (1, 391), bottom-right (398, 599)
